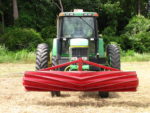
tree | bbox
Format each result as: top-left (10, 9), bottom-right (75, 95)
top-left (138, 0), bottom-right (141, 15)
top-left (52, 0), bottom-right (64, 12)
top-left (13, 0), bottom-right (19, 20)
top-left (0, 0), bottom-right (4, 33)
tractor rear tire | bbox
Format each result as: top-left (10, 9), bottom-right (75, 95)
top-left (35, 43), bottom-right (60, 97)
top-left (99, 44), bottom-right (120, 98)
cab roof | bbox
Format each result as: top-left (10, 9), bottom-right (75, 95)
top-left (59, 9), bottom-right (99, 17)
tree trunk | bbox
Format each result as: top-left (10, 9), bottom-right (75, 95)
top-left (59, 0), bottom-right (64, 12)
top-left (0, 0), bottom-right (4, 33)
top-left (148, 0), bottom-right (150, 13)
top-left (13, 0), bottom-right (19, 20)
top-left (1, 13), bottom-right (4, 33)
top-left (138, 0), bottom-right (141, 15)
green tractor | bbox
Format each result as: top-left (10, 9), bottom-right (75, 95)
top-left (35, 9), bottom-right (120, 98)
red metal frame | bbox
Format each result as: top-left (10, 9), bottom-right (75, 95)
top-left (40, 58), bottom-right (120, 71)
top-left (23, 58), bottom-right (138, 92)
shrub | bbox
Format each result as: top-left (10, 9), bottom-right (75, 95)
top-left (0, 27), bottom-right (43, 51)
top-left (122, 15), bottom-right (150, 52)
top-left (41, 26), bottom-right (56, 39)
top-left (121, 50), bottom-right (135, 57)
top-left (124, 15), bottom-right (150, 35)
top-left (102, 26), bottom-right (116, 36)
top-left (0, 45), bottom-right (8, 55)
top-left (45, 38), bottom-right (53, 51)
top-left (41, 26), bottom-right (56, 50)
top-left (133, 32), bottom-right (150, 52)
top-left (15, 13), bottom-right (36, 29)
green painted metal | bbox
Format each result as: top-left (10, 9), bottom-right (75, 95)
top-left (70, 65), bottom-right (89, 70)
top-left (61, 53), bottom-right (69, 57)
top-left (52, 38), bottom-right (57, 57)
top-left (98, 38), bottom-right (105, 57)
top-left (74, 12), bottom-right (83, 16)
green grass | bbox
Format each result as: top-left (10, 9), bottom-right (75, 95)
top-left (0, 45), bottom-right (35, 63)
top-left (121, 53), bottom-right (150, 62)
top-left (0, 45), bottom-right (149, 63)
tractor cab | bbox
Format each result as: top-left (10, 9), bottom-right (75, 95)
top-left (58, 9), bottom-right (99, 39)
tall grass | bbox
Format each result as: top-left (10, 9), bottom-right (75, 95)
top-left (0, 45), bottom-right (149, 63)
top-left (121, 50), bottom-right (150, 62)
top-left (0, 45), bottom-right (35, 63)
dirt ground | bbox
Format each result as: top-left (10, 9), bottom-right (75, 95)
top-left (0, 62), bottom-right (150, 113)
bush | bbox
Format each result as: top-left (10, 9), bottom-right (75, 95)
top-left (121, 15), bottom-right (150, 52)
top-left (0, 27), bottom-right (43, 51)
top-left (124, 15), bottom-right (150, 35)
top-left (41, 26), bottom-right (56, 50)
top-left (133, 32), bottom-right (150, 52)
top-left (41, 26), bottom-right (56, 39)
top-left (0, 45), bottom-right (8, 55)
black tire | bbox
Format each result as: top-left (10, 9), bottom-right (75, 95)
top-left (36, 43), bottom-right (50, 70)
top-left (99, 44), bottom-right (120, 98)
top-left (98, 92), bottom-right (109, 98)
top-left (51, 91), bottom-right (61, 97)
top-left (35, 43), bottom-right (60, 97)
top-left (107, 44), bottom-right (120, 69)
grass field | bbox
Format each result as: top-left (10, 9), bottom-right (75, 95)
top-left (0, 45), bottom-right (150, 63)
top-left (0, 62), bottom-right (150, 113)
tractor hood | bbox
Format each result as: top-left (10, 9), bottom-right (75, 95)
top-left (69, 38), bottom-right (89, 63)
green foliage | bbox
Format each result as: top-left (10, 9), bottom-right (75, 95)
top-left (1, 0), bottom-right (150, 54)
top-left (100, 1), bottom-right (123, 34)
top-left (0, 23), bottom-right (3, 34)
top-left (45, 38), bottom-right (53, 50)
top-left (15, 13), bottom-right (37, 29)
top-left (0, 27), bottom-right (43, 51)
top-left (102, 26), bottom-right (116, 36)
top-left (0, 45), bottom-right (8, 55)
top-left (133, 32), bottom-right (150, 52)
top-left (102, 2), bottom-right (123, 18)
top-left (122, 15), bottom-right (150, 52)
top-left (121, 50), bottom-right (135, 57)
top-left (15, 0), bottom-right (57, 30)
top-left (102, 26), bottom-right (122, 47)
top-left (124, 16), bottom-right (150, 35)
top-left (40, 26), bottom-right (56, 50)
top-left (41, 26), bottom-right (56, 39)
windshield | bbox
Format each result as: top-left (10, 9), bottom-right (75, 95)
top-left (62, 17), bottom-right (95, 38)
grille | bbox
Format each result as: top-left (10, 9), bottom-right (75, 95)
top-left (71, 48), bottom-right (88, 57)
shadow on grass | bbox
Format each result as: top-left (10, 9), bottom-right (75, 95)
top-left (60, 93), bottom-right (70, 97)
top-left (35, 92), bottom-right (150, 108)
top-left (79, 92), bottom-right (120, 99)
top-left (36, 100), bottom-right (150, 108)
